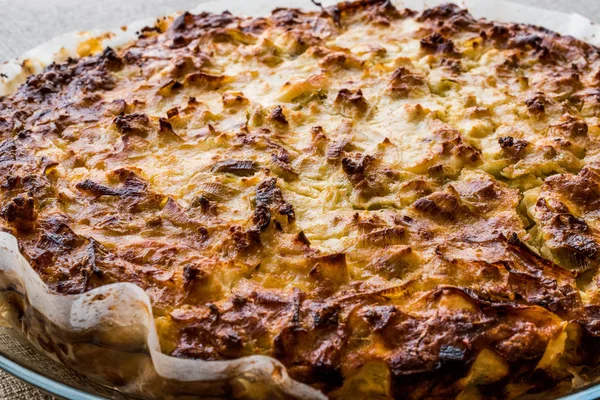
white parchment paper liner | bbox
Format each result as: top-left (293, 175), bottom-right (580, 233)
top-left (1, 0), bottom-right (600, 398)
top-left (0, 233), bottom-right (325, 399)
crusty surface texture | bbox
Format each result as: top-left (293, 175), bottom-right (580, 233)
top-left (3, 1), bottom-right (600, 398)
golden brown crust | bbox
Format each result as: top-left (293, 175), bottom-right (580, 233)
top-left (3, 1), bottom-right (600, 398)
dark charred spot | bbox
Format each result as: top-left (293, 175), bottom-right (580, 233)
top-left (72, 62), bottom-right (117, 93)
top-left (0, 140), bottom-right (17, 163)
top-left (171, 57), bottom-right (190, 78)
top-left (579, 166), bottom-right (600, 186)
top-left (170, 34), bottom-right (190, 49)
top-left (162, 197), bottom-right (206, 230)
top-left (326, 137), bottom-right (350, 161)
top-left (159, 118), bottom-right (184, 141)
top-left (363, 0), bottom-right (403, 25)
top-left (269, 105), bottom-right (288, 125)
top-left (544, 70), bottom-right (583, 96)
top-left (525, 93), bottom-right (546, 115)
top-left (296, 230), bottom-right (311, 246)
top-left (184, 73), bottom-right (227, 90)
top-left (271, 8), bottom-right (305, 27)
top-left (427, 164), bottom-right (444, 178)
top-left (310, 126), bottom-right (328, 147)
top-left (413, 192), bottom-right (463, 222)
top-left (548, 174), bottom-right (600, 212)
top-left (0, 117), bottom-right (13, 134)
top-left (563, 232), bottom-right (599, 259)
top-left (435, 125), bottom-right (481, 164)
top-left (334, 88), bottom-right (368, 114)
top-left (549, 213), bottom-right (589, 233)
top-left (438, 345), bottom-right (466, 363)
top-left (440, 58), bottom-right (462, 74)
top-left (312, 304), bottom-right (339, 328)
top-left (171, 12), bottom-right (192, 31)
top-left (498, 136), bottom-right (529, 157)
top-left (387, 67), bottom-right (425, 98)
top-left (418, 3), bottom-right (464, 21)
top-left (420, 33), bottom-right (459, 56)
top-left (114, 113), bottom-right (150, 136)
top-left (99, 47), bottom-right (124, 71)
top-left (190, 196), bottom-right (217, 215)
top-left (271, 151), bottom-right (298, 181)
top-left (76, 180), bottom-right (122, 197)
top-left (166, 107), bottom-right (179, 118)
top-left (489, 24), bottom-right (510, 40)
top-left (212, 159), bottom-right (259, 176)
top-left (362, 305), bottom-right (397, 331)
top-left (215, 328), bottom-right (243, 356)
top-left (313, 252), bottom-right (346, 266)
top-left (222, 92), bottom-right (249, 108)
top-left (76, 172), bottom-right (147, 198)
top-left (253, 178), bottom-right (295, 230)
top-left (418, 4), bottom-right (477, 33)
top-left (22, 174), bottom-right (54, 200)
top-left (228, 226), bottom-right (262, 251)
top-left (37, 217), bottom-right (84, 252)
top-left (81, 238), bottom-right (107, 282)
top-left (231, 295), bottom-right (247, 307)
top-left (570, 88), bottom-right (600, 108)
top-left (500, 54), bottom-right (520, 73)
top-left (317, 51), bottom-right (358, 70)
top-left (341, 154), bottom-right (372, 185)
top-left (553, 114), bottom-right (588, 138)
top-left (328, 1), bottom-right (401, 28)
top-left (510, 34), bottom-right (543, 50)
top-left (2, 176), bottom-right (20, 191)
top-left (183, 264), bottom-right (205, 287)
top-left (1, 194), bottom-right (37, 232)
top-left (361, 227), bottom-right (406, 247)
top-left (191, 11), bottom-right (238, 30)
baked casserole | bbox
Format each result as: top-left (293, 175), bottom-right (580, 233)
top-left (2, 1), bottom-right (600, 398)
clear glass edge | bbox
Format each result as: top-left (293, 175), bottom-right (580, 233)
top-left (2, 351), bottom-right (600, 400)
top-left (0, 353), bottom-right (105, 400)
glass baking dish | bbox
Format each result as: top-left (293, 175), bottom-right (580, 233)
top-left (2, 323), bottom-right (600, 400)
top-left (0, 327), bottom-right (133, 399)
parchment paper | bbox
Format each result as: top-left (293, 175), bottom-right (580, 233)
top-left (1, 0), bottom-right (600, 399)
